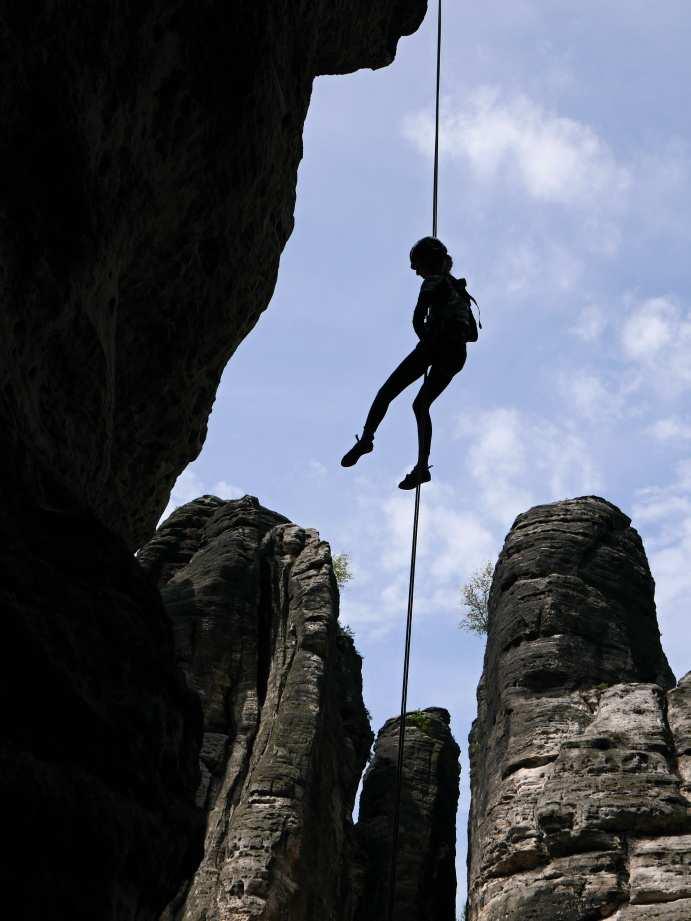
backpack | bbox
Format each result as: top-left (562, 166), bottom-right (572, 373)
top-left (421, 274), bottom-right (482, 345)
top-left (452, 277), bottom-right (481, 343)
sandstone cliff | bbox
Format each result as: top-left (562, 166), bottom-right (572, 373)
top-left (1, 0), bottom-right (427, 550)
top-left (141, 497), bottom-right (461, 921)
top-left (467, 496), bottom-right (691, 921)
top-left (140, 495), bottom-right (374, 920)
top-left (356, 708), bottom-right (460, 921)
top-left (0, 4), bottom-right (428, 917)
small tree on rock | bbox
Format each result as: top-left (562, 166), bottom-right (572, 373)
top-left (333, 552), bottom-right (353, 589)
top-left (460, 561), bottom-right (494, 635)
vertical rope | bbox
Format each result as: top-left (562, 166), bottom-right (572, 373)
top-left (386, 3), bottom-right (442, 920)
top-left (432, 0), bottom-right (442, 238)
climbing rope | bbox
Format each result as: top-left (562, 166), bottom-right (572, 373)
top-left (431, 0), bottom-right (442, 240)
top-left (386, 2), bottom-right (443, 919)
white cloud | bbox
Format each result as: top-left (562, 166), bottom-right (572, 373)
top-left (633, 466), bottom-right (691, 676)
top-left (558, 295), bottom-right (691, 427)
top-left (620, 296), bottom-right (677, 360)
top-left (403, 86), bottom-right (630, 209)
top-left (619, 297), bottom-right (691, 398)
top-left (338, 478), bottom-right (498, 640)
top-left (461, 408), bottom-right (533, 525)
top-left (558, 371), bottom-right (623, 423)
top-left (631, 142), bottom-right (691, 239)
top-left (213, 480), bottom-right (244, 499)
top-left (158, 468), bottom-right (244, 525)
top-left (571, 303), bottom-right (607, 342)
top-left (647, 417), bottom-right (691, 441)
top-left (403, 86), bottom-right (691, 283)
top-left (308, 459), bottom-right (328, 478)
top-left (500, 241), bottom-right (540, 295)
top-left (341, 408), bottom-right (601, 641)
top-left (169, 469), bottom-right (207, 506)
top-left (458, 407), bottom-right (602, 527)
top-left (424, 504), bottom-right (496, 581)
top-left (494, 238), bottom-right (584, 299)
top-left (361, 481), bottom-right (497, 578)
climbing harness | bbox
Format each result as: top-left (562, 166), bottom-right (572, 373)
top-left (386, 3), bottom-right (444, 919)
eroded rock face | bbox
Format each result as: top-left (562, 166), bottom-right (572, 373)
top-left (355, 708), bottom-right (460, 921)
top-left (1, 6), bottom-right (428, 918)
top-left (142, 497), bottom-right (462, 920)
top-left (1, 0), bottom-right (427, 549)
top-left (140, 496), bottom-right (374, 921)
top-left (467, 496), bottom-right (691, 921)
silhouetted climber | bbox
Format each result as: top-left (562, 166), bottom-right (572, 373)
top-left (341, 237), bottom-right (478, 489)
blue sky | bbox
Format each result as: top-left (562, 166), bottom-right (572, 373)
top-left (162, 2), bottom-right (691, 907)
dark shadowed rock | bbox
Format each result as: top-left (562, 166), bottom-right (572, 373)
top-left (0, 465), bottom-right (204, 920)
top-left (0, 0), bottom-right (427, 550)
top-left (467, 496), bottom-right (690, 921)
top-left (140, 496), bottom-right (374, 921)
top-left (355, 707), bottom-right (460, 921)
top-left (1, 5), bottom-right (428, 918)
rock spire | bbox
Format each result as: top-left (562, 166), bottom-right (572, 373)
top-left (467, 496), bottom-right (691, 921)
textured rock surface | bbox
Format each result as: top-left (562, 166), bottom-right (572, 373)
top-left (0, 464), bottom-right (204, 920)
top-left (355, 708), bottom-right (460, 921)
top-left (1, 0), bottom-right (427, 549)
top-left (140, 496), bottom-right (374, 921)
top-left (467, 496), bottom-right (691, 921)
top-left (1, 6), bottom-right (428, 919)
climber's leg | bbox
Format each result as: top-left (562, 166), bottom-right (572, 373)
top-left (363, 346), bottom-right (429, 436)
top-left (342, 346), bottom-right (429, 467)
top-left (411, 365), bottom-right (456, 468)
top-left (398, 353), bottom-right (466, 489)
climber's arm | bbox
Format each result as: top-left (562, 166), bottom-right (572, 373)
top-left (412, 288), bottom-right (432, 339)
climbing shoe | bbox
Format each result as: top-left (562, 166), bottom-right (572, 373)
top-left (341, 434), bottom-right (374, 467)
top-left (398, 465), bottom-right (432, 490)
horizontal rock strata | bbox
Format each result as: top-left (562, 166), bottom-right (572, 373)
top-left (355, 707), bottom-right (460, 921)
top-left (467, 496), bottom-right (690, 921)
top-left (140, 496), bottom-right (374, 921)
